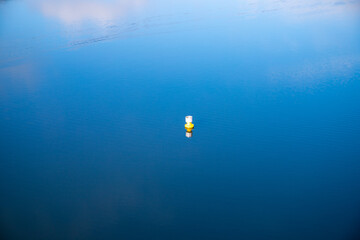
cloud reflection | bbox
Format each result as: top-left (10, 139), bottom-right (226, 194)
top-left (35, 0), bottom-right (360, 27)
top-left (36, 0), bottom-right (146, 25)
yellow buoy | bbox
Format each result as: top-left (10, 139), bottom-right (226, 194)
top-left (185, 116), bottom-right (194, 132)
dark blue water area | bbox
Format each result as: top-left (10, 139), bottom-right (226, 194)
top-left (1, 0), bottom-right (360, 239)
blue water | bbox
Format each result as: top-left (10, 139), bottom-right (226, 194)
top-left (1, 0), bottom-right (360, 239)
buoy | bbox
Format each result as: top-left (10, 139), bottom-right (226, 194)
top-left (185, 116), bottom-right (194, 132)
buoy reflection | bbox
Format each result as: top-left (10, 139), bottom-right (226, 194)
top-left (186, 130), bottom-right (193, 138)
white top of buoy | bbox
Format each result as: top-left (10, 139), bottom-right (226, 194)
top-left (185, 116), bottom-right (193, 123)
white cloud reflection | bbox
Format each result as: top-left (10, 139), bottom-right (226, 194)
top-left (34, 0), bottom-right (146, 25)
top-left (31, 0), bottom-right (360, 27)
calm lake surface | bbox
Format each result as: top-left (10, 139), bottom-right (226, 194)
top-left (1, 0), bottom-right (360, 239)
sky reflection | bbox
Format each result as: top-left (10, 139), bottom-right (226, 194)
top-left (0, 0), bottom-right (358, 56)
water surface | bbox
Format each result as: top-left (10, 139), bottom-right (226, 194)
top-left (1, 0), bottom-right (360, 239)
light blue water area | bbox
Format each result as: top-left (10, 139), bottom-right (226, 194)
top-left (1, 0), bottom-right (360, 239)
